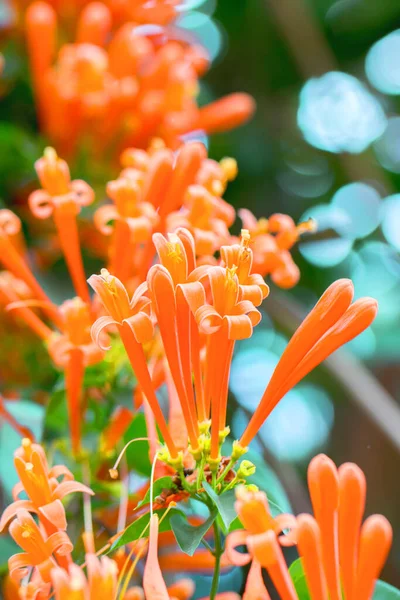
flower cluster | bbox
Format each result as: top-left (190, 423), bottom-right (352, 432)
top-left (25, 0), bottom-right (255, 159)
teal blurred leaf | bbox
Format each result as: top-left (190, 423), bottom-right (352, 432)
top-left (202, 482), bottom-right (237, 532)
top-left (170, 507), bottom-right (217, 556)
top-left (244, 448), bottom-right (292, 516)
top-left (0, 535), bottom-right (19, 575)
top-left (374, 581), bottom-right (400, 598)
top-left (0, 400), bottom-right (44, 496)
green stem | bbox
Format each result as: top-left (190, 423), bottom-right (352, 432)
top-left (216, 458), bottom-right (235, 485)
top-left (209, 521), bottom-right (222, 600)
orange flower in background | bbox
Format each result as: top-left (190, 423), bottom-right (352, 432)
top-left (95, 171), bottom-right (159, 282)
top-left (233, 454), bottom-right (392, 600)
top-left (166, 157), bottom-right (237, 257)
top-left (239, 210), bottom-right (315, 288)
top-left (0, 209), bottom-right (56, 317)
top-left (239, 278), bottom-right (378, 449)
top-left (51, 552), bottom-right (119, 599)
top-left (29, 147), bottom-right (94, 304)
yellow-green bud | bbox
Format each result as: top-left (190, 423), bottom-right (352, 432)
top-left (231, 440), bottom-right (248, 461)
top-left (208, 456), bottom-right (221, 472)
top-left (219, 426), bottom-right (230, 443)
top-left (237, 460), bottom-right (256, 478)
top-left (199, 420), bottom-right (211, 434)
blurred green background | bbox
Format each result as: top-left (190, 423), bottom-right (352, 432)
top-left (1, 0), bottom-right (400, 588)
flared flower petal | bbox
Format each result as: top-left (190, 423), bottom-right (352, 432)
top-left (91, 315), bottom-right (120, 350)
top-left (123, 312), bottom-right (154, 344)
top-left (28, 190), bottom-right (54, 219)
top-left (0, 500), bottom-right (36, 532)
top-left (39, 500), bottom-right (67, 531)
top-left (53, 480), bottom-right (94, 499)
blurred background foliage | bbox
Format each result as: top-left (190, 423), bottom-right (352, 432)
top-left (1, 0), bottom-right (400, 588)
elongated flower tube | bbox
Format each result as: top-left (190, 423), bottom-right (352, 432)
top-left (25, 1), bottom-right (57, 130)
top-left (187, 264), bottom-right (261, 463)
top-left (8, 510), bottom-right (73, 583)
top-left (48, 297), bottom-right (106, 454)
top-left (147, 229), bottom-right (202, 451)
top-left (29, 148), bottom-right (94, 304)
top-left (0, 210), bottom-right (56, 317)
top-left (0, 438), bottom-right (93, 534)
top-left (0, 272), bottom-right (52, 341)
top-left (240, 279), bottom-right (378, 449)
top-left (231, 454), bottom-right (392, 600)
top-left (89, 269), bottom-right (178, 459)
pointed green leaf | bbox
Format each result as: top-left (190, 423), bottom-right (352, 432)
top-left (109, 507), bottom-right (184, 552)
top-left (374, 581), bottom-right (400, 599)
top-left (202, 481), bottom-right (237, 532)
top-left (170, 508), bottom-right (217, 556)
top-left (289, 558), bottom-right (311, 600)
top-left (138, 477), bottom-right (175, 507)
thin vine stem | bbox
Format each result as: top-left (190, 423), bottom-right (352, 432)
top-left (209, 521), bottom-right (223, 600)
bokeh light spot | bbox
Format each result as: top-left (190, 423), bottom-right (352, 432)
top-left (374, 117), bottom-right (400, 173)
top-left (331, 182), bottom-right (381, 239)
top-left (381, 194), bottom-right (400, 251)
top-left (176, 12), bottom-right (222, 61)
top-left (366, 30), bottom-right (400, 95)
top-left (297, 72), bottom-right (387, 153)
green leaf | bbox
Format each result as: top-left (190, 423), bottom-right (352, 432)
top-left (123, 413), bottom-right (152, 476)
top-left (138, 477), bottom-right (175, 507)
top-left (289, 558), bottom-right (311, 600)
top-left (374, 581), bottom-right (400, 599)
top-left (202, 481), bottom-right (237, 532)
top-left (110, 508), bottom-right (183, 552)
top-left (170, 508), bottom-right (217, 556)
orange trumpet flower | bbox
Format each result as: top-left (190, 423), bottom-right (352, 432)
top-left (220, 230), bottom-right (269, 307)
top-left (239, 210), bottom-right (315, 288)
top-left (89, 268), bottom-right (179, 459)
top-left (94, 170), bottom-right (159, 282)
top-left (29, 147), bottom-right (94, 304)
top-left (186, 264), bottom-right (261, 462)
top-left (0, 438), bottom-right (93, 534)
top-left (225, 485), bottom-right (297, 568)
top-left (8, 510), bottom-right (73, 583)
top-left (240, 278), bottom-right (378, 449)
top-left (50, 297), bottom-right (105, 455)
top-left (51, 553), bottom-right (119, 600)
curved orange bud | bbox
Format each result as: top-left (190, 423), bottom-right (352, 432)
top-left (76, 2), bottom-right (112, 46)
top-left (196, 93), bottom-right (255, 134)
